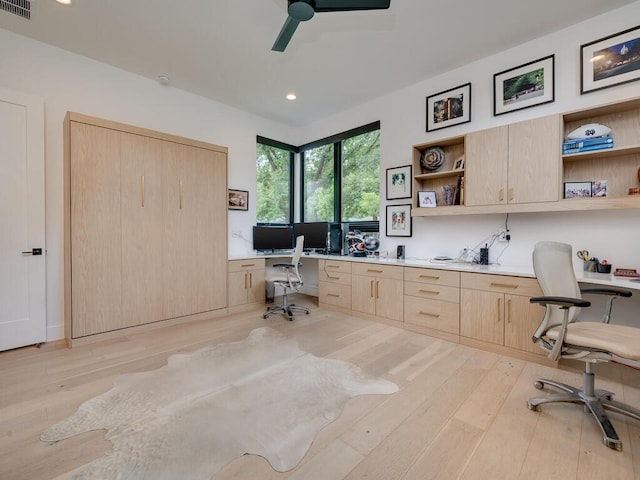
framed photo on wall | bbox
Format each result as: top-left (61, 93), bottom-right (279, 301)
top-left (228, 189), bottom-right (248, 210)
top-left (493, 54), bottom-right (554, 116)
top-left (386, 165), bottom-right (412, 200)
top-left (581, 25), bottom-right (640, 94)
top-left (426, 83), bottom-right (471, 132)
top-left (386, 204), bottom-right (412, 237)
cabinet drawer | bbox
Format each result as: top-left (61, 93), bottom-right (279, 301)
top-left (319, 269), bottom-right (352, 285)
top-left (404, 295), bottom-right (459, 334)
top-left (319, 282), bottom-right (352, 309)
top-left (404, 281), bottom-right (459, 303)
top-left (404, 267), bottom-right (459, 287)
top-left (319, 259), bottom-right (352, 274)
top-left (461, 272), bottom-right (541, 297)
top-left (228, 259), bottom-right (265, 273)
top-left (352, 263), bottom-right (404, 280)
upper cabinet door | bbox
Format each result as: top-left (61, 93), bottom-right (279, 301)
top-left (508, 114), bottom-right (561, 204)
top-left (465, 125), bottom-right (509, 206)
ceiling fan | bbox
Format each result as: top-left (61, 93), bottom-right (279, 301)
top-left (272, 0), bottom-right (391, 52)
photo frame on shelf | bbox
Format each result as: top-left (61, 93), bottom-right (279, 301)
top-left (386, 165), bottom-right (412, 200)
top-left (493, 54), bottom-right (554, 116)
top-left (426, 83), bottom-right (471, 132)
top-left (417, 191), bottom-right (437, 208)
top-left (564, 181), bottom-right (592, 199)
top-left (453, 155), bottom-right (465, 170)
top-left (386, 204), bottom-right (412, 237)
top-left (581, 25), bottom-right (640, 94)
top-left (228, 189), bottom-right (249, 210)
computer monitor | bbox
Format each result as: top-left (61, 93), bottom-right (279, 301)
top-left (252, 225), bottom-right (294, 252)
top-left (293, 222), bottom-right (329, 251)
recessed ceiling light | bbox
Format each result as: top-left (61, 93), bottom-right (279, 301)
top-left (158, 74), bottom-right (170, 86)
top-left (56, 0), bottom-right (72, 5)
top-left (286, 93), bottom-right (297, 101)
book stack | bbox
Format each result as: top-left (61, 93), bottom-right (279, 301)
top-left (562, 135), bottom-right (613, 154)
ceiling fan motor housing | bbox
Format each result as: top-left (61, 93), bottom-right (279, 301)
top-left (288, 1), bottom-right (315, 21)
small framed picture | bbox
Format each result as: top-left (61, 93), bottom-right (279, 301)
top-left (228, 189), bottom-right (249, 210)
top-left (453, 156), bottom-right (465, 170)
top-left (592, 180), bottom-right (607, 197)
top-left (564, 181), bottom-right (592, 199)
top-left (581, 25), bottom-right (640, 94)
top-left (493, 54), bottom-right (554, 116)
top-left (386, 204), bottom-right (412, 237)
top-left (417, 191), bottom-right (437, 208)
top-left (426, 83), bottom-right (471, 132)
top-left (386, 165), bottom-right (412, 200)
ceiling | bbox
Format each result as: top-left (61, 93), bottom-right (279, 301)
top-left (0, 0), bottom-right (636, 126)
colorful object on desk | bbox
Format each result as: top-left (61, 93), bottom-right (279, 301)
top-left (613, 268), bottom-right (640, 278)
top-left (576, 250), bottom-right (589, 261)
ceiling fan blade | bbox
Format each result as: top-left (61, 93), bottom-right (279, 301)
top-left (314, 0), bottom-right (390, 12)
top-left (272, 16), bottom-right (300, 52)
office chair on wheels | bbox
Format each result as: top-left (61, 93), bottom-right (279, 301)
top-left (264, 235), bottom-right (310, 321)
top-left (528, 241), bottom-right (640, 451)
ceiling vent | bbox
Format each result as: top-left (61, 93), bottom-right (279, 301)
top-left (0, 0), bottom-right (31, 19)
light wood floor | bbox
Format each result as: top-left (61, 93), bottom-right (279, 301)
top-left (1, 296), bottom-right (639, 480)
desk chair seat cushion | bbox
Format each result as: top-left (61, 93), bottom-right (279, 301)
top-left (545, 322), bottom-right (640, 361)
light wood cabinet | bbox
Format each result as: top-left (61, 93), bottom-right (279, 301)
top-left (228, 259), bottom-right (265, 308)
top-left (465, 115), bottom-right (561, 206)
top-left (460, 272), bottom-right (545, 360)
top-left (352, 263), bottom-right (403, 323)
top-left (318, 259), bottom-right (352, 309)
top-left (403, 267), bottom-right (460, 342)
top-left (65, 113), bottom-right (228, 342)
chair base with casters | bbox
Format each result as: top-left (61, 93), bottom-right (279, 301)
top-left (528, 241), bottom-right (639, 451)
top-left (263, 292), bottom-right (309, 321)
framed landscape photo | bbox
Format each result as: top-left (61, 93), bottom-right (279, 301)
top-left (426, 83), bottom-right (471, 132)
top-left (564, 181), bottom-right (592, 199)
top-left (386, 204), bottom-right (412, 237)
top-left (581, 25), bottom-right (640, 94)
top-left (417, 191), bottom-right (437, 207)
top-left (386, 165), bottom-right (412, 200)
top-left (493, 55), bottom-right (554, 116)
top-left (228, 189), bottom-right (248, 210)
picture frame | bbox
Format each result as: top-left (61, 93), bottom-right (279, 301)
top-left (580, 25), bottom-right (640, 94)
top-left (386, 165), bottom-right (412, 200)
top-left (453, 155), bottom-right (465, 170)
top-left (426, 83), bottom-right (471, 132)
top-left (493, 54), bottom-right (554, 116)
top-left (564, 181), bottom-right (592, 199)
top-left (228, 189), bottom-right (249, 210)
top-left (417, 191), bottom-right (437, 208)
top-left (592, 180), bottom-right (607, 197)
top-left (386, 204), bottom-right (412, 237)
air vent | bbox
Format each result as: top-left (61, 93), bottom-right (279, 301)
top-left (0, 0), bottom-right (31, 19)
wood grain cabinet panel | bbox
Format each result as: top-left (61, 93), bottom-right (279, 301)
top-left (228, 259), bottom-right (266, 307)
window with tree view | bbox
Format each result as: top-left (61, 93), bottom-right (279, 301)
top-left (256, 141), bottom-right (293, 224)
top-left (341, 130), bottom-right (380, 222)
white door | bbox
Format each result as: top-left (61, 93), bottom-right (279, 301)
top-left (0, 88), bottom-right (46, 351)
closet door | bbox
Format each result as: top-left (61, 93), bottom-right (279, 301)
top-left (70, 123), bottom-right (123, 337)
top-left (120, 133), bottom-right (164, 327)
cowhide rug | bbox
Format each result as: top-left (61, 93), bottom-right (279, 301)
top-left (41, 327), bottom-right (398, 479)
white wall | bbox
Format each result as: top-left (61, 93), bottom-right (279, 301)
top-left (0, 28), bottom-right (292, 341)
top-left (300, 2), bottom-right (640, 270)
top-left (2, 1), bottom-right (640, 341)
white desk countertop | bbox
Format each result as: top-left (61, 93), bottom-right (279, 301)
top-left (228, 253), bottom-right (640, 291)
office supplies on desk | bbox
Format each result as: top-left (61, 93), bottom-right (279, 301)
top-left (576, 250), bottom-right (589, 261)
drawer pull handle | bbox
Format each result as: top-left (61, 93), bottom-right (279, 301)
top-left (326, 275), bottom-right (340, 280)
top-left (419, 311), bottom-right (440, 318)
top-left (327, 293), bottom-right (340, 298)
top-left (490, 282), bottom-right (519, 289)
top-left (368, 269), bottom-right (383, 273)
top-left (419, 275), bottom-right (440, 280)
top-left (326, 265), bottom-right (340, 269)
top-left (419, 289), bottom-right (440, 295)
top-left (241, 263), bottom-right (255, 268)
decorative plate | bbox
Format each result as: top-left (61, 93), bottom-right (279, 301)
top-left (420, 147), bottom-right (444, 172)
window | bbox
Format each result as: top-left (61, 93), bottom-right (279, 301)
top-left (301, 121), bottom-right (380, 225)
top-left (256, 138), bottom-right (294, 224)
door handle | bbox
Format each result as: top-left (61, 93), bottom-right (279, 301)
top-left (22, 248), bottom-right (43, 256)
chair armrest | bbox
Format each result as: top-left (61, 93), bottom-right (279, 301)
top-left (529, 296), bottom-right (591, 308)
top-left (580, 287), bottom-right (633, 298)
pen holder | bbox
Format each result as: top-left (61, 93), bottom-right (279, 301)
top-left (583, 260), bottom-right (597, 272)
top-left (597, 263), bottom-right (612, 274)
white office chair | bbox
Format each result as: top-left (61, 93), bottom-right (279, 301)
top-left (527, 241), bottom-right (640, 451)
top-left (263, 235), bottom-right (310, 321)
